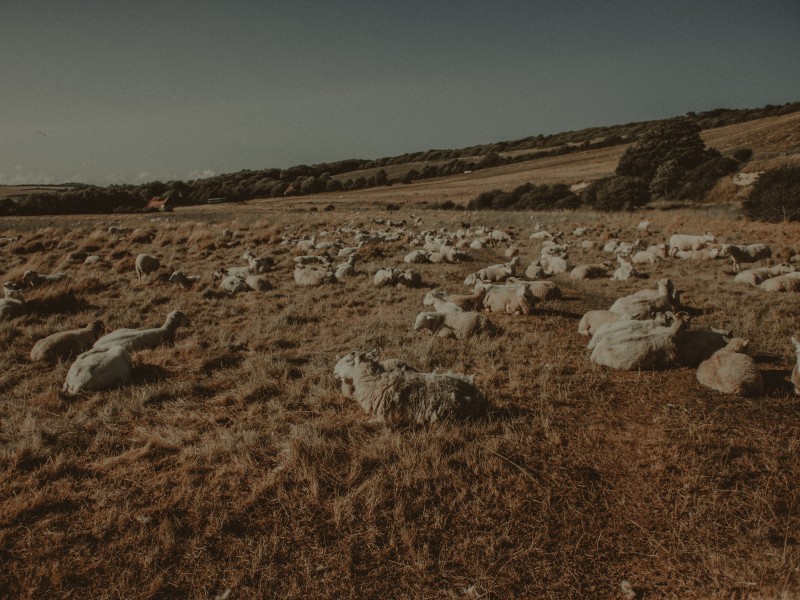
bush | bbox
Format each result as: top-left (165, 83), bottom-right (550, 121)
top-left (742, 165), bottom-right (800, 222)
top-left (733, 148), bottom-right (753, 162)
top-left (582, 176), bottom-right (649, 211)
top-left (676, 157), bottom-right (740, 201)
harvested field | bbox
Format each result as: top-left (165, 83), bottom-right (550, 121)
top-left (0, 204), bottom-right (799, 599)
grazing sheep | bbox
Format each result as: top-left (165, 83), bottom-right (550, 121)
top-left (670, 247), bottom-right (720, 260)
top-left (332, 351), bottom-right (486, 424)
top-left (669, 232), bottom-right (716, 252)
top-left (696, 338), bottom-right (763, 397)
top-left (93, 310), bottom-right (190, 352)
top-left (479, 282), bottom-right (535, 315)
top-left (62, 345), bottom-right (132, 395)
top-left (134, 254), bottom-right (160, 280)
top-left (31, 320), bottom-right (105, 362)
top-left (169, 270), bottom-right (201, 290)
top-left (22, 270), bottom-right (68, 287)
top-left (577, 310), bottom-right (619, 336)
top-left (423, 288), bottom-right (486, 311)
top-left (295, 265), bottom-right (336, 286)
top-left (791, 337), bottom-right (800, 396)
top-left (674, 326), bottom-right (733, 367)
top-left (609, 279), bottom-right (679, 320)
top-left (414, 311), bottom-right (496, 339)
top-left (612, 256), bottom-right (640, 281)
top-left (759, 272), bottom-right (800, 292)
top-left (589, 312), bottom-right (690, 371)
top-left (0, 287), bottom-right (25, 320)
top-left (570, 262), bottom-right (612, 280)
top-left (734, 263), bottom-right (794, 286)
top-left (719, 243), bottom-right (771, 272)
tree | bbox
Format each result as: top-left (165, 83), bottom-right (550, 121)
top-left (742, 166), bottom-right (800, 222)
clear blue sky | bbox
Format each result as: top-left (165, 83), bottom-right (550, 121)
top-left (2, 0), bottom-right (799, 185)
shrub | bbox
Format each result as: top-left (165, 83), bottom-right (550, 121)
top-left (733, 148), bottom-right (753, 162)
top-left (676, 157), bottom-right (740, 201)
top-left (583, 176), bottom-right (650, 211)
top-left (742, 165), bottom-right (800, 222)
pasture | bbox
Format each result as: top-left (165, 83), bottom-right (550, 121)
top-left (0, 201), bottom-right (798, 599)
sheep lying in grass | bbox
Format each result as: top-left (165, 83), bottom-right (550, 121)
top-left (612, 256), bottom-right (640, 281)
top-left (134, 254), bottom-right (160, 280)
top-left (464, 257), bottom-right (519, 285)
top-left (31, 320), bottom-right (105, 362)
top-left (507, 278), bottom-right (562, 301)
top-left (479, 282), bottom-right (535, 315)
top-left (671, 248), bottom-right (720, 261)
top-left (22, 270), bottom-right (68, 287)
top-left (609, 278), bottom-right (680, 320)
top-left (570, 262), bottom-right (612, 280)
top-left (589, 312), bottom-right (690, 371)
top-left (525, 262), bottom-right (545, 279)
top-left (735, 263), bottom-right (794, 286)
top-left (759, 272), bottom-right (800, 292)
top-left (242, 251), bottom-right (274, 274)
top-left (215, 270), bottom-right (251, 294)
top-left (696, 337), bottom-right (763, 397)
top-left (791, 337), bottom-right (800, 396)
top-left (334, 255), bottom-right (357, 280)
top-left (669, 232), bottom-right (716, 252)
top-left (169, 270), bottom-right (201, 290)
top-left (62, 345), bottom-right (132, 395)
top-left (333, 351), bottom-right (486, 424)
top-left (422, 291), bottom-right (464, 313)
top-left (294, 265), bottom-right (336, 286)
top-left (404, 249), bottom-right (431, 264)
top-left (334, 352), bottom-right (418, 398)
top-left (373, 268), bottom-right (422, 288)
top-left (0, 287), bottom-right (25, 320)
top-left (578, 310), bottom-right (619, 336)
top-left (719, 243), bottom-right (771, 272)
top-left (414, 311), bottom-right (496, 339)
top-left (94, 310), bottom-right (190, 352)
top-left (539, 256), bottom-right (568, 274)
top-left (675, 326), bottom-right (732, 367)
top-left (243, 274), bottom-right (272, 291)
top-left (423, 288), bottom-right (485, 311)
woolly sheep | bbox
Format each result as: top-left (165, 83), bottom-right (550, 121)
top-left (243, 274), bottom-right (272, 291)
top-left (696, 338), bottom-right (763, 397)
top-left (581, 240), bottom-right (600, 251)
top-left (216, 272), bottom-right (250, 294)
top-left (423, 288), bottom-right (486, 311)
top-left (479, 282), bottom-right (535, 315)
top-left (718, 243), bottom-right (771, 272)
top-left (62, 345), bottom-right (132, 395)
top-left (612, 256), bottom-right (640, 281)
top-left (758, 272), bottom-right (800, 292)
top-left (631, 250), bottom-right (660, 265)
top-left (610, 279), bottom-right (679, 320)
top-left (31, 320), bottom-right (105, 362)
top-left (333, 351), bottom-right (486, 424)
top-left (134, 254), bottom-right (160, 280)
top-left (675, 326), bottom-right (733, 367)
top-left (577, 310), bottom-right (619, 336)
top-left (295, 265), bottom-right (336, 286)
top-left (669, 232), bottom-right (716, 252)
top-left (0, 288), bottom-right (25, 320)
top-left (464, 257), bottom-right (519, 285)
top-left (334, 255), bottom-right (357, 281)
top-left (22, 270), bottom-right (68, 287)
top-left (169, 270), bottom-right (201, 290)
top-left (507, 278), bottom-right (562, 301)
top-left (588, 313), bottom-right (673, 350)
top-left (570, 262), bottom-right (612, 280)
top-left (734, 263), bottom-right (794, 286)
top-left (671, 248), bottom-right (720, 260)
top-left (414, 311), bottom-right (496, 340)
top-left (93, 310), bottom-right (190, 352)
top-left (589, 312), bottom-right (689, 371)
top-left (243, 251), bottom-right (275, 274)
top-left (334, 351), bottom-right (418, 398)
top-left (791, 337), bottom-right (800, 396)
top-left (539, 256), bottom-right (568, 274)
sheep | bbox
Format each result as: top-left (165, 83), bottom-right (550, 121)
top-left (0, 288), bottom-right (25, 320)
top-left (631, 250), bottom-right (661, 265)
top-left (397, 269), bottom-right (422, 288)
top-left (414, 311), bottom-right (496, 340)
top-left (530, 231), bottom-right (553, 241)
top-left (525, 262), bottom-right (545, 280)
top-left (479, 282), bottom-right (535, 315)
top-left (718, 243), bottom-right (771, 272)
top-left (609, 278), bottom-right (679, 320)
top-left (243, 274), bottom-right (272, 291)
top-left (539, 256), bottom-right (568, 274)
top-left (429, 247), bottom-right (468, 263)
top-left (332, 351), bottom-right (486, 424)
top-left (84, 255), bottom-right (103, 265)
top-left (374, 268), bottom-right (399, 287)
top-left (334, 255), bottom-right (357, 280)
top-left (423, 288), bottom-right (486, 311)
top-left (295, 265), bottom-right (336, 286)
top-left (169, 270), bottom-right (201, 290)
top-left (62, 345), bottom-right (132, 395)
top-left (581, 240), bottom-right (600, 251)
top-left (577, 310), bottom-right (619, 336)
top-left (602, 239), bottom-right (619, 253)
top-left (216, 272), bottom-right (251, 294)
top-left (759, 272), bottom-right (800, 292)
top-left (734, 263), bottom-right (794, 286)
top-left (242, 251), bottom-right (275, 274)
top-left (404, 249), bottom-right (432, 264)
top-left (570, 262), bottom-right (612, 280)
top-left (589, 312), bottom-right (690, 371)
top-left (696, 338), bottom-right (763, 397)
top-left (588, 313), bottom-right (673, 350)
top-left (507, 278), bottom-right (562, 301)
top-left (93, 310), bottom-right (190, 352)
top-left (108, 226), bottom-right (132, 235)
top-left (422, 291), bottom-right (464, 313)
top-left (130, 228), bottom-right (156, 244)
top-left (134, 254), bottom-right (160, 280)
top-left (464, 257), bottom-right (519, 285)
top-left (22, 270), bottom-right (68, 287)
top-left (612, 256), bottom-right (640, 281)
top-left (541, 243), bottom-right (569, 258)
top-left (670, 247), bottom-right (720, 260)
top-left (334, 351), bottom-right (417, 399)
top-left (669, 232), bottom-right (716, 252)
top-left (675, 326), bottom-right (733, 367)
top-left (293, 254), bottom-right (333, 266)
top-left (637, 220), bottom-right (652, 232)
top-left (791, 337), bottom-right (800, 396)
top-left (31, 320), bottom-right (105, 362)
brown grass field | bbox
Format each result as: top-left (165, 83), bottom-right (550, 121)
top-left (1, 112), bottom-right (800, 599)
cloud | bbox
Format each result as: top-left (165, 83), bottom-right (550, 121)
top-left (0, 171), bottom-right (55, 185)
top-left (187, 169), bottom-right (216, 180)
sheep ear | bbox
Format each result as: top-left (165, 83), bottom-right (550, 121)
top-left (742, 340), bottom-right (749, 349)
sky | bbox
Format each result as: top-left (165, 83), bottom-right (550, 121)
top-left (2, 0), bottom-right (799, 186)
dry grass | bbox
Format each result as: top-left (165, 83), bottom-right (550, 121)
top-left (0, 204), bottom-right (799, 599)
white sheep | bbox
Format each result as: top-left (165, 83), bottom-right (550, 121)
top-left (215, 271), bottom-right (251, 294)
top-left (414, 311), bottom-right (496, 339)
top-left (631, 250), bottom-right (660, 265)
top-left (791, 337), bottom-right (800, 396)
top-left (242, 251), bottom-right (275, 274)
top-left (612, 256), bottom-right (640, 281)
top-left (539, 256), bottom-right (568, 274)
top-left (93, 310), bottom-right (190, 352)
top-left (758, 272), bottom-right (800, 292)
top-left (570, 262), bottom-right (612, 280)
top-left (479, 282), bottom-right (535, 315)
top-left (464, 257), bottom-right (519, 285)
top-left (22, 270), bottom-right (68, 287)
top-left (734, 263), bottom-right (794, 286)
top-left (334, 351), bottom-right (418, 399)
top-left (609, 279), bottom-right (679, 320)
top-left (423, 288), bottom-right (486, 311)
top-left (0, 288), bottom-right (25, 320)
top-left (718, 243), bottom-right (771, 272)
top-left (169, 270), bottom-right (201, 289)
top-left (525, 262), bottom-right (545, 279)
top-left (404, 250), bottom-right (432, 264)
top-left (243, 274), bottom-right (272, 291)
top-left (295, 265), bottom-right (336, 286)
top-left (670, 248), bottom-right (720, 260)
top-left (373, 268), bottom-right (422, 288)
top-left (669, 232), bottom-right (716, 252)
top-left (334, 255), bottom-right (357, 281)
top-left (589, 312), bottom-right (690, 371)
top-left (31, 320), bottom-right (105, 362)
top-left (696, 338), bottom-right (763, 397)
top-left (577, 310), bottom-right (619, 336)
top-left (134, 254), bottom-right (160, 280)
top-left (62, 345), bottom-right (132, 395)
top-left (333, 351), bottom-right (486, 424)
top-left (507, 278), bottom-right (562, 301)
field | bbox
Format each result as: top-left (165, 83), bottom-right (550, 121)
top-left (1, 195), bottom-right (799, 599)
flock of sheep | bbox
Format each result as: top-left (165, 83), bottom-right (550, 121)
top-left (2, 216), bottom-right (800, 425)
